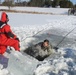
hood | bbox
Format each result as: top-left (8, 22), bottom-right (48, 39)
top-left (1, 12), bottom-right (8, 23)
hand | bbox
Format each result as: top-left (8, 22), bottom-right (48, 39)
top-left (53, 47), bottom-right (58, 52)
top-left (53, 47), bottom-right (58, 50)
top-left (15, 38), bottom-right (20, 42)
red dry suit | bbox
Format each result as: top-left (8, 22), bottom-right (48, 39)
top-left (0, 12), bottom-right (20, 54)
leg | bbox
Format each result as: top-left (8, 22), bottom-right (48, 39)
top-left (0, 46), bottom-right (7, 54)
top-left (2, 39), bottom-right (20, 51)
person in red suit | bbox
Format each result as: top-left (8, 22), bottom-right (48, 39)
top-left (0, 12), bottom-right (20, 54)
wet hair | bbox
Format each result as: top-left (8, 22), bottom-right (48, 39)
top-left (44, 39), bottom-right (49, 43)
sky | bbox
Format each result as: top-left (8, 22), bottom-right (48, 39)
top-left (70, 0), bottom-right (76, 4)
top-left (1, 0), bottom-right (30, 2)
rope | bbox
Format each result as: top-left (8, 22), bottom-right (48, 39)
top-left (56, 26), bottom-right (76, 47)
top-left (21, 25), bottom-right (51, 42)
top-left (21, 29), bottom-right (44, 42)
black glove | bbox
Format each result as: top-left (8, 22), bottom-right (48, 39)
top-left (15, 38), bottom-right (20, 42)
top-left (53, 47), bottom-right (58, 52)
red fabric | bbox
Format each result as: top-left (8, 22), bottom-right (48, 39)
top-left (0, 46), bottom-right (7, 54)
top-left (0, 24), bottom-right (20, 54)
top-left (0, 12), bottom-right (20, 54)
top-left (1, 12), bottom-right (7, 22)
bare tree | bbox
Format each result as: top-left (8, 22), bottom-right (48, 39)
top-left (3, 0), bottom-right (14, 10)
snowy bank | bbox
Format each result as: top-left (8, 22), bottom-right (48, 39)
top-left (0, 6), bottom-right (68, 15)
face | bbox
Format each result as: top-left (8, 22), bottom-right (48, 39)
top-left (43, 42), bottom-right (49, 48)
top-left (6, 15), bottom-right (9, 22)
top-left (6, 17), bottom-right (9, 22)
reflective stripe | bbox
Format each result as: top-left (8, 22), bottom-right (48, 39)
top-left (0, 24), bottom-right (5, 28)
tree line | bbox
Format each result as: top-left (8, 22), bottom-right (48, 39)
top-left (0, 0), bottom-right (76, 8)
top-left (28, 0), bottom-right (74, 8)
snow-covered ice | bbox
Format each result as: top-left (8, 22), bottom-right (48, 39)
top-left (0, 7), bottom-right (76, 75)
top-left (0, 6), bottom-right (68, 15)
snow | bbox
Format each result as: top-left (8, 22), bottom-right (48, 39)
top-left (7, 50), bottom-right (39, 75)
top-left (0, 69), bottom-right (9, 75)
top-left (34, 48), bottom-right (76, 75)
top-left (12, 7), bottom-right (68, 15)
top-left (0, 7), bottom-right (76, 75)
top-left (0, 6), bottom-right (68, 15)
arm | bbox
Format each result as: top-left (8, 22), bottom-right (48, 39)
top-left (4, 25), bottom-right (18, 39)
top-left (47, 44), bottom-right (53, 55)
top-left (7, 31), bottom-right (16, 38)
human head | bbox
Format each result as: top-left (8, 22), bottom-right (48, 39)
top-left (43, 39), bottom-right (49, 48)
top-left (1, 12), bottom-right (9, 23)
